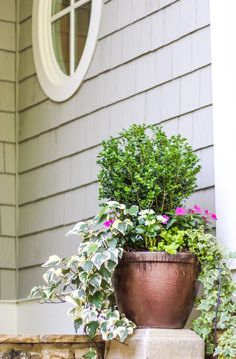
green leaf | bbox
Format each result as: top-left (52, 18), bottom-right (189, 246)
top-left (66, 222), bottom-right (88, 236)
top-left (116, 327), bottom-right (128, 342)
top-left (42, 255), bottom-right (61, 267)
top-left (125, 205), bottom-right (139, 216)
top-left (90, 273), bottom-right (102, 289)
top-left (166, 219), bottom-right (177, 230)
top-left (90, 292), bottom-right (103, 310)
top-left (74, 318), bottom-right (82, 333)
top-left (81, 260), bottom-right (94, 272)
top-left (86, 321), bottom-right (99, 338)
top-left (30, 286), bottom-right (40, 298)
top-left (91, 253), bottom-right (109, 270)
top-left (87, 242), bottom-right (99, 256)
top-left (79, 271), bottom-right (88, 284)
top-left (96, 205), bottom-right (109, 222)
top-left (82, 348), bottom-right (97, 359)
top-left (99, 265), bottom-right (112, 282)
top-left (165, 245), bottom-right (177, 255)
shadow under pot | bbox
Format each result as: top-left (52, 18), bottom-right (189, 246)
top-left (113, 251), bottom-right (200, 328)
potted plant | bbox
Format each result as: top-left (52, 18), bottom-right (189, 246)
top-left (31, 125), bottom-right (236, 359)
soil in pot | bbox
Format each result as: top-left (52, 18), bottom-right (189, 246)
top-left (113, 251), bottom-right (200, 328)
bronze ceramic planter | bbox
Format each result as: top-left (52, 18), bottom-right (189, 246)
top-left (113, 251), bottom-right (200, 328)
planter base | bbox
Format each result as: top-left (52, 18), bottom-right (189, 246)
top-left (106, 329), bottom-right (204, 359)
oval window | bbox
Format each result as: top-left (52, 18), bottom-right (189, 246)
top-left (32, 0), bottom-right (103, 102)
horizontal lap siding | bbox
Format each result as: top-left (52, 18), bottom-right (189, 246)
top-left (0, 0), bottom-right (16, 299)
top-left (18, 0), bottom-right (214, 298)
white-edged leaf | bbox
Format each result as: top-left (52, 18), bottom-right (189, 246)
top-left (42, 255), bottom-right (61, 267)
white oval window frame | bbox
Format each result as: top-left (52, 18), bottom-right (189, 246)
top-left (32, 0), bottom-right (103, 102)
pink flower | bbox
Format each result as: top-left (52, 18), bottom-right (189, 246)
top-left (103, 219), bottom-right (114, 228)
top-left (202, 216), bottom-right (208, 222)
top-left (194, 205), bottom-right (201, 213)
top-left (162, 215), bottom-right (170, 224)
top-left (175, 207), bottom-right (186, 216)
top-left (188, 209), bottom-right (195, 214)
top-left (211, 213), bottom-right (217, 220)
top-left (205, 209), bottom-right (210, 216)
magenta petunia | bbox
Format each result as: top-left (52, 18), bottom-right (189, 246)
top-left (188, 208), bottom-right (195, 214)
top-left (103, 219), bottom-right (114, 228)
top-left (175, 207), bottom-right (186, 216)
top-left (211, 213), bottom-right (217, 220)
top-left (194, 205), bottom-right (201, 213)
top-left (162, 215), bottom-right (170, 224)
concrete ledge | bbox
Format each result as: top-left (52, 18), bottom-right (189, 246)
top-left (106, 329), bottom-right (205, 359)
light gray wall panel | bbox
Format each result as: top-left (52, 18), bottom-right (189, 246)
top-left (19, 75), bottom-right (46, 111)
top-left (196, 0), bottom-right (210, 28)
top-left (18, 266), bottom-right (45, 299)
top-left (19, 110), bottom-right (110, 172)
top-left (0, 22), bottom-right (15, 51)
top-left (19, 18), bottom-right (32, 51)
top-left (0, 206), bottom-right (16, 237)
top-left (19, 0), bottom-right (33, 22)
top-left (18, 225), bottom-right (79, 268)
top-left (19, 65), bottom-right (212, 174)
top-left (0, 270), bottom-right (16, 299)
top-left (19, 183), bottom-right (99, 236)
top-left (19, 146), bottom-right (100, 205)
top-left (200, 66), bottom-right (212, 107)
top-left (0, 51), bottom-right (15, 82)
top-left (4, 144), bottom-right (16, 174)
top-left (0, 143), bottom-right (3, 172)
top-left (197, 147), bottom-right (214, 189)
top-left (19, 47), bottom-right (35, 81)
top-left (0, 0), bottom-right (16, 22)
top-left (0, 82), bottom-right (15, 112)
top-left (0, 237), bottom-right (16, 268)
top-left (0, 113), bottom-right (15, 142)
top-left (0, 174), bottom-right (15, 204)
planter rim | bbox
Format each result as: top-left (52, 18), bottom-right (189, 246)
top-left (120, 251), bottom-right (198, 264)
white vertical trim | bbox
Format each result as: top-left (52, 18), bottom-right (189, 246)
top-left (210, 0), bottom-right (236, 269)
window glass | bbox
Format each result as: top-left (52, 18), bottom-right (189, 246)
top-left (52, 14), bottom-right (70, 75)
top-left (75, 3), bottom-right (91, 68)
top-left (52, 0), bottom-right (70, 15)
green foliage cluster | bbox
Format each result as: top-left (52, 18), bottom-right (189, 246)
top-left (97, 124), bottom-right (201, 213)
top-left (31, 202), bottom-right (236, 359)
top-left (187, 229), bottom-right (236, 358)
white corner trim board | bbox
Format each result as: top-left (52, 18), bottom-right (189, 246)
top-left (32, 0), bottom-right (103, 102)
top-left (210, 0), bottom-right (236, 271)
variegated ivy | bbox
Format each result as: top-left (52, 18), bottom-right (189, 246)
top-left (31, 201), bottom-right (236, 359)
top-left (31, 201), bottom-right (137, 359)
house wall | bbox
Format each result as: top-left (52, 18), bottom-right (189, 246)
top-left (0, 0), bottom-right (17, 301)
top-left (18, 0), bottom-right (213, 302)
